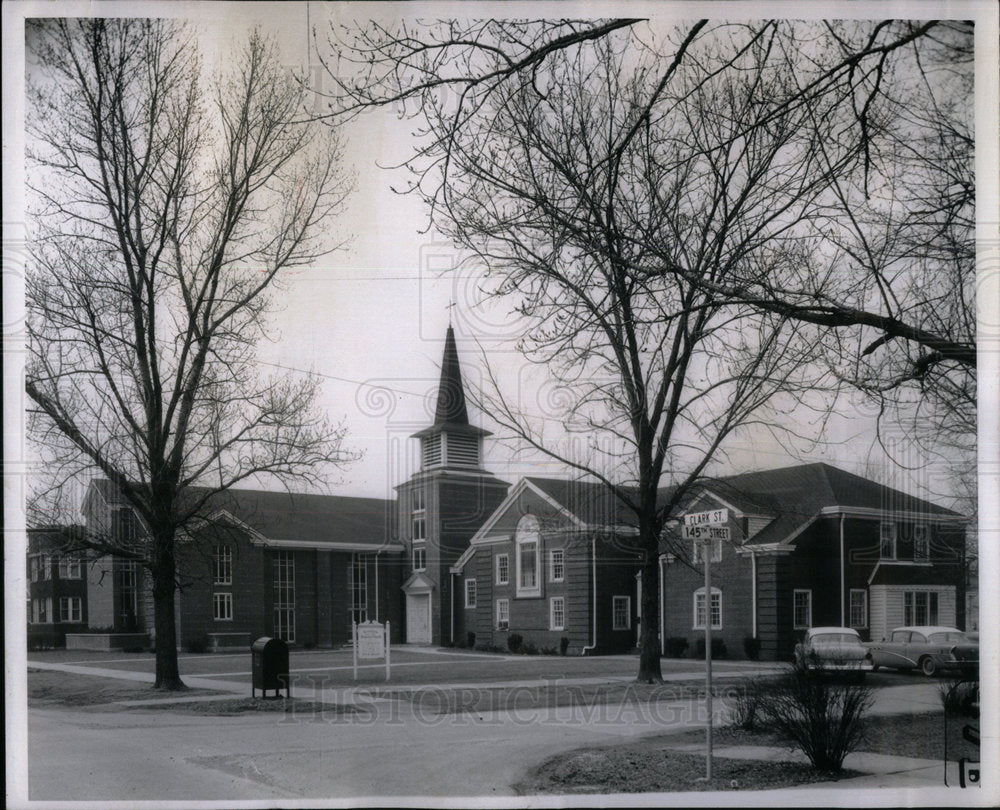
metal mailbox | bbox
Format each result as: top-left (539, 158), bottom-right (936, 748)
top-left (251, 636), bottom-right (289, 698)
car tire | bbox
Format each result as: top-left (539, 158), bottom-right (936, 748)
top-left (920, 656), bottom-right (938, 677)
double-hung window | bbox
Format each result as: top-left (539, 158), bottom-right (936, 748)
top-left (849, 589), bottom-right (867, 628)
top-left (213, 592), bottom-right (233, 621)
top-left (693, 588), bottom-right (722, 629)
top-left (58, 558), bottom-right (81, 579)
top-left (465, 578), bottom-right (477, 608)
top-left (411, 487), bottom-right (426, 542)
top-left (495, 553), bottom-right (509, 585)
top-left (496, 598), bottom-right (509, 630)
top-left (550, 597), bottom-right (565, 631)
top-left (904, 590), bottom-right (939, 625)
top-left (59, 596), bottom-right (82, 623)
top-left (613, 595), bottom-right (631, 630)
top-left (793, 589), bottom-right (812, 629)
top-left (549, 549), bottom-right (564, 583)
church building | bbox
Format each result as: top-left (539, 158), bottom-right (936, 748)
top-left (33, 326), bottom-right (970, 659)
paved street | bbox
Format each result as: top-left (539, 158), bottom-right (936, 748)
top-left (19, 648), bottom-right (976, 804)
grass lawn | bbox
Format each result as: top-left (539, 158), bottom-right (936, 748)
top-left (516, 709), bottom-right (980, 793)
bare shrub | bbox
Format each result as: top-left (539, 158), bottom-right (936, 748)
top-left (763, 660), bottom-right (875, 772)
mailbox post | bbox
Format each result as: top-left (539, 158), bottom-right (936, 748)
top-left (251, 637), bottom-right (290, 698)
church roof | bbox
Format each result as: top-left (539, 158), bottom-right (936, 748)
top-left (522, 461), bottom-right (962, 545)
top-left (412, 326), bottom-right (489, 438)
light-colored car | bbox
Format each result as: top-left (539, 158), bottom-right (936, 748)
top-left (794, 627), bottom-right (874, 680)
top-left (866, 626), bottom-right (978, 677)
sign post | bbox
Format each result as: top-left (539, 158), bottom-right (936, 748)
top-left (353, 620), bottom-right (391, 681)
top-left (682, 509), bottom-right (727, 782)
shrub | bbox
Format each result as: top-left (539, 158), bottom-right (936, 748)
top-left (762, 659), bottom-right (875, 772)
top-left (695, 637), bottom-right (727, 659)
top-left (540, 646), bottom-right (557, 655)
top-left (730, 677), bottom-right (767, 730)
top-left (303, 640), bottom-right (316, 650)
top-left (185, 635), bottom-right (208, 654)
top-left (664, 636), bottom-right (689, 658)
top-left (522, 640), bottom-right (538, 655)
top-left (507, 633), bottom-right (524, 654)
top-left (743, 635), bottom-right (761, 661)
top-left (467, 631), bottom-right (476, 649)
top-left (560, 636), bottom-right (570, 656)
top-left (474, 643), bottom-right (504, 653)
top-left (939, 678), bottom-right (979, 718)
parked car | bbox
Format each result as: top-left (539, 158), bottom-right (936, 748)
top-left (794, 627), bottom-right (874, 680)
top-left (866, 626), bottom-right (979, 676)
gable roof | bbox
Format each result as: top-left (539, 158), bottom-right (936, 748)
top-left (87, 480), bottom-right (401, 552)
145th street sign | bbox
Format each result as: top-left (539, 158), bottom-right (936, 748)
top-left (680, 506), bottom-right (728, 782)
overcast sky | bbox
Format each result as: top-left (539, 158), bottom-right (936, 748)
top-left (5, 1), bottom-right (997, 508)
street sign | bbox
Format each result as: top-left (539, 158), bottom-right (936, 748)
top-left (682, 525), bottom-right (731, 541)
top-left (684, 509), bottom-right (728, 527)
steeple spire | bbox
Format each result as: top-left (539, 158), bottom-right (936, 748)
top-left (434, 325), bottom-right (470, 426)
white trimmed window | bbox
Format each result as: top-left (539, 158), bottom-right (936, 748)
top-left (880, 522), bottom-right (897, 560)
top-left (29, 556), bottom-right (40, 582)
top-left (32, 598), bottom-right (52, 624)
top-left (58, 557), bottom-right (82, 579)
top-left (913, 524), bottom-right (929, 561)
top-left (549, 549), bottom-right (564, 583)
top-left (693, 588), bottom-right (722, 630)
top-left (59, 596), bottom-right (83, 623)
top-left (904, 590), bottom-right (939, 625)
top-left (496, 598), bottom-right (509, 630)
top-left (412, 545), bottom-right (426, 572)
top-left (465, 578), bottom-right (477, 608)
top-left (849, 589), bottom-right (867, 628)
top-left (515, 515), bottom-right (541, 597)
top-left (213, 544), bottom-right (232, 585)
top-left (496, 553), bottom-right (509, 585)
top-left (693, 538), bottom-right (723, 564)
top-left (550, 597), bottom-right (566, 631)
top-left (411, 486), bottom-right (426, 542)
top-left (793, 589), bottom-right (812, 629)
top-left (613, 595), bottom-right (631, 630)
top-left (213, 592), bottom-right (233, 621)
top-left (273, 550), bottom-right (295, 642)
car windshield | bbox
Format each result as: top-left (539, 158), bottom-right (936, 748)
top-left (813, 633), bottom-right (858, 644)
top-left (929, 632), bottom-right (968, 643)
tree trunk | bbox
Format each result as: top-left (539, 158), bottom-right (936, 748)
top-left (151, 528), bottom-right (185, 690)
top-left (636, 544), bottom-right (663, 683)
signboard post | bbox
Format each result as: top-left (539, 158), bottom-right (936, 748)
top-left (682, 509), bottom-right (727, 782)
top-left (353, 620), bottom-right (391, 681)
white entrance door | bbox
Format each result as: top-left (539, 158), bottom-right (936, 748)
top-left (406, 593), bottom-right (431, 644)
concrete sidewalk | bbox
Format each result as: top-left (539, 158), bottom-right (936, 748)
top-left (664, 741), bottom-right (957, 790)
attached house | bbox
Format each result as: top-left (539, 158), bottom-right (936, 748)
top-left (659, 463), bottom-right (969, 660)
top-left (27, 526), bottom-right (89, 649)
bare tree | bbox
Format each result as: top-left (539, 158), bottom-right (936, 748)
top-left (26, 19), bottom-right (355, 689)
top-left (316, 18), bottom-right (975, 680)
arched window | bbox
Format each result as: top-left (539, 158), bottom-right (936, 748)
top-left (515, 514), bottom-right (541, 597)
